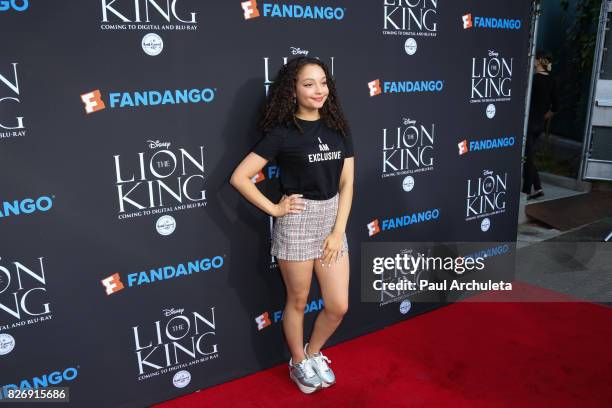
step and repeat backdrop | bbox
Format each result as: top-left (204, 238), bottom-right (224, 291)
top-left (1, 1), bottom-right (533, 406)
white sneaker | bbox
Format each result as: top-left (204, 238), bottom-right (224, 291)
top-left (304, 343), bottom-right (336, 387)
top-left (289, 357), bottom-right (322, 394)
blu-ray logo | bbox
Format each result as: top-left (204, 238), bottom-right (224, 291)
top-left (0, 0), bottom-right (28, 12)
top-left (0, 196), bottom-right (53, 218)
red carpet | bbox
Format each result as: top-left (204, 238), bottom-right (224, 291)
top-left (155, 281), bottom-right (612, 407)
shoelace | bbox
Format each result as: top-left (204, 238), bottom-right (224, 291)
top-left (313, 353), bottom-right (332, 372)
top-left (297, 360), bottom-right (317, 378)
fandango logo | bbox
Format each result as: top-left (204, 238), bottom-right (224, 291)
top-left (80, 88), bottom-right (216, 113)
top-left (251, 165), bottom-right (280, 184)
top-left (463, 14), bottom-right (521, 30)
top-left (458, 136), bottom-right (515, 155)
top-left (1, 367), bottom-right (78, 399)
top-left (255, 298), bottom-right (324, 330)
top-left (367, 208), bottom-right (440, 237)
top-left (0, 0), bottom-right (28, 12)
top-left (0, 196), bottom-right (53, 218)
top-left (102, 256), bottom-right (224, 294)
top-left (242, 1), bottom-right (345, 20)
top-left (464, 244), bottom-right (510, 262)
top-left (368, 79), bottom-right (443, 96)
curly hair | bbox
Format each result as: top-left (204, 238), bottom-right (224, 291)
top-left (258, 56), bottom-right (350, 138)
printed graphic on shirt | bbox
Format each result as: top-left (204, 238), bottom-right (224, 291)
top-left (308, 136), bottom-right (343, 162)
top-left (251, 119), bottom-right (353, 200)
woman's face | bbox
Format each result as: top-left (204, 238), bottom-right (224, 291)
top-left (294, 64), bottom-right (328, 111)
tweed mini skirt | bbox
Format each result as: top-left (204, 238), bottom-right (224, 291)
top-left (271, 193), bottom-right (349, 261)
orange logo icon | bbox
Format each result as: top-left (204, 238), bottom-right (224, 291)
top-left (367, 219), bottom-right (381, 237)
top-left (255, 312), bottom-right (272, 330)
top-left (462, 14), bottom-right (473, 29)
top-left (101, 273), bottom-right (125, 295)
top-left (242, 0), bottom-right (260, 20)
top-left (368, 79), bottom-right (382, 97)
top-left (81, 90), bottom-right (106, 114)
top-left (251, 170), bottom-right (265, 183)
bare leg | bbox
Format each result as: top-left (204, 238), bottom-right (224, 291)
top-left (307, 253), bottom-right (350, 354)
top-left (278, 258), bottom-right (315, 363)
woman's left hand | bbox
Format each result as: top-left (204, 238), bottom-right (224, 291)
top-left (321, 231), bottom-right (344, 266)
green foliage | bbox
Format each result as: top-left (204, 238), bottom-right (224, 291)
top-left (555, 0), bottom-right (602, 137)
top-left (560, 0), bottom-right (601, 72)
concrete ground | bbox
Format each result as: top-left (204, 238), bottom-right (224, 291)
top-left (516, 175), bottom-right (612, 305)
top-left (517, 179), bottom-right (587, 248)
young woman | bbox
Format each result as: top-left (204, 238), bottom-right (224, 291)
top-left (230, 56), bottom-right (354, 394)
top-left (523, 50), bottom-right (559, 200)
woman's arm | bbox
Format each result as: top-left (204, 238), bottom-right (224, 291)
top-left (230, 153), bottom-right (280, 216)
top-left (321, 157), bottom-right (354, 264)
top-left (230, 153), bottom-right (304, 217)
top-left (332, 157), bottom-right (354, 236)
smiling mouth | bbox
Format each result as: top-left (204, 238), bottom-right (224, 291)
top-left (312, 97), bottom-right (325, 102)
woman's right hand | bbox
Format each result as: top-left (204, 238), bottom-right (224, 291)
top-left (273, 194), bottom-right (305, 217)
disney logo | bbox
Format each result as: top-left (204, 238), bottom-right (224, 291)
top-left (147, 140), bottom-right (171, 149)
top-left (163, 308), bottom-right (184, 317)
top-left (488, 50), bottom-right (499, 57)
top-left (402, 118), bottom-right (416, 125)
top-left (290, 47), bottom-right (309, 56)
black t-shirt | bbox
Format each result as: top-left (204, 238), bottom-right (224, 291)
top-left (251, 117), bottom-right (354, 200)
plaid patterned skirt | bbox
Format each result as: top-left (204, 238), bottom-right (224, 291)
top-left (271, 193), bottom-right (349, 261)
